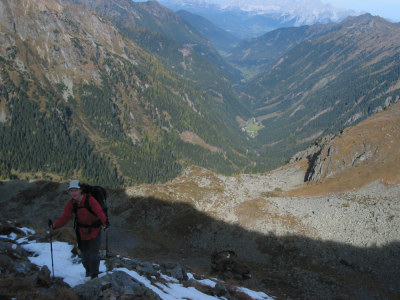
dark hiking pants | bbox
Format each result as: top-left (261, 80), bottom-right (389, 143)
top-left (80, 231), bottom-right (101, 278)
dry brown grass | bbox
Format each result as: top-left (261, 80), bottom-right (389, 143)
top-left (0, 273), bottom-right (78, 299)
top-left (235, 197), bottom-right (268, 221)
top-left (235, 198), bottom-right (308, 235)
top-left (49, 288), bottom-right (79, 300)
top-left (0, 276), bottom-right (33, 297)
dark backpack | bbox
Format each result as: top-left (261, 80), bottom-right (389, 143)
top-left (211, 250), bottom-right (251, 280)
top-left (73, 184), bottom-right (110, 228)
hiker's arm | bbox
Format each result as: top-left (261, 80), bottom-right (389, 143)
top-left (53, 200), bottom-right (73, 229)
top-left (88, 196), bottom-right (107, 226)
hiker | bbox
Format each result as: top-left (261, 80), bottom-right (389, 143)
top-left (49, 180), bottom-right (108, 279)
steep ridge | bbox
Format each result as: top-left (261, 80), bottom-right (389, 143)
top-left (243, 14), bottom-right (400, 169)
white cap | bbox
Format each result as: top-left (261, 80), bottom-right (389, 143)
top-left (68, 180), bottom-right (80, 190)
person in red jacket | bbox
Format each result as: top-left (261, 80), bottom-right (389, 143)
top-left (50, 180), bottom-right (107, 279)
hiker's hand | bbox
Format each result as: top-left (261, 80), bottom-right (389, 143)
top-left (47, 219), bottom-right (55, 231)
top-left (104, 221), bottom-right (110, 232)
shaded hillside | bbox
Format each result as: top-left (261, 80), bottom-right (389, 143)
top-left (0, 0), bottom-right (255, 186)
top-left (0, 176), bottom-right (399, 299)
top-left (243, 14), bottom-right (400, 170)
top-left (0, 219), bottom-right (271, 299)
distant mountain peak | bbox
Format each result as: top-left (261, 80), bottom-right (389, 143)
top-left (226, 0), bottom-right (355, 23)
top-left (160, 0), bottom-right (357, 26)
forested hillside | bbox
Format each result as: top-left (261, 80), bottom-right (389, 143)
top-left (0, 0), bottom-right (253, 187)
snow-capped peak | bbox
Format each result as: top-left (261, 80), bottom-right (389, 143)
top-left (222, 0), bottom-right (355, 24)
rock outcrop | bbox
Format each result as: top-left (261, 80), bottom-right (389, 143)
top-left (291, 101), bottom-right (400, 185)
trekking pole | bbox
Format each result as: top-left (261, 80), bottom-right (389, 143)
top-left (48, 219), bottom-right (55, 279)
top-left (104, 193), bottom-right (109, 258)
top-left (104, 224), bottom-right (110, 275)
top-left (106, 229), bottom-right (109, 257)
top-left (105, 221), bottom-right (110, 257)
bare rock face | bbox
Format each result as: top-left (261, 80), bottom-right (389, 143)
top-left (291, 101), bottom-right (400, 185)
top-left (290, 132), bottom-right (338, 182)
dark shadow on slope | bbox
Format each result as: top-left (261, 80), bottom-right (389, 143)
top-left (0, 180), bottom-right (399, 300)
top-left (304, 149), bottom-right (322, 182)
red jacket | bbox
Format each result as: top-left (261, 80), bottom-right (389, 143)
top-left (54, 194), bottom-right (106, 240)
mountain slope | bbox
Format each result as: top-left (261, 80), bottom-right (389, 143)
top-left (242, 14), bottom-right (400, 170)
top-left (226, 23), bottom-right (337, 78)
top-left (177, 9), bottom-right (240, 53)
top-left (65, 0), bottom-right (243, 83)
top-left (0, 0), bottom-right (253, 186)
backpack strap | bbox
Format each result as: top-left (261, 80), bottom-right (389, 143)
top-left (71, 201), bottom-right (81, 249)
top-left (83, 194), bottom-right (104, 228)
top-left (72, 196), bottom-right (102, 228)
top-left (83, 194), bottom-right (97, 218)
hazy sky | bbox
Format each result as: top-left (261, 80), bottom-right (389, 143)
top-left (320, 0), bottom-right (400, 22)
